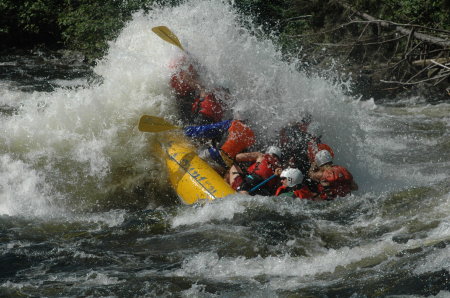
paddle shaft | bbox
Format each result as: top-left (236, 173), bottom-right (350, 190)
top-left (248, 175), bottom-right (277, 194)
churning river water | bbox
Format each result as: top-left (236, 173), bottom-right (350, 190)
top-left (1, 1), bottom-right (449, 297)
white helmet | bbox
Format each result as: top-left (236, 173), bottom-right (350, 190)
top-left (266, 146), bottom-right (282, 158)
top-left (280, 168), bottom-right (303, 187)
top-left (315, 150), bottom-right (333, 167)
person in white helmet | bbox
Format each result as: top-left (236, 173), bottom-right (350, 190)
top-left (227, 145), bottom-right (283, 195)
top-left (308, 150), bottom-right (358, 200)
top-left (275, 168), bottom-right (317, 199)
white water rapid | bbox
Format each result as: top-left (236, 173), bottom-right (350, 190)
top-left (0, 1), bottom-right (449, 296)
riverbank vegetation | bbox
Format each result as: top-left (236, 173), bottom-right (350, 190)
top-left (1, 0), bottom-right (448, 100)
top-left (0, 0), bottom-right (156, 58)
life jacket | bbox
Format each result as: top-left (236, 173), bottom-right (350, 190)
top-left (276, 185), bottom-right (316, 199)
top-left (275, 185), bottom-right (290, 196)
top-left (191, 93), bottom-right (224, 123)
top-left (317, 165), bottom-right (353, 199)
top-left (170, 71), bottom-right (195, 96)
top-left (169, 57), bottom-right (197, 97)
top-left (220, 120), bottom-right (255, 159)
top-left (293, 186), bottom-right (317, 199)
top-left (247, 154), bottom-right (281, 180)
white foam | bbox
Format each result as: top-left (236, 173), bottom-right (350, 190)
top-left (49, 78), bottom-right (89, 88)
top-left (0, 0), bottom-right (448, 218)
top-left (171, 194), bottom-right (313, 227)
top-left (80, 271), bottom-right (122, 286)
top-left (172, 229), bottom-right (450, 291)
top-left (172, 195), bottom-right (247, 227)
top-left (0, 154), bottom-right (65, 217)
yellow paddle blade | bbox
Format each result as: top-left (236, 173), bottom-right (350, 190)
top-left (138, 115), bottom-right (180, 132)
top-left (152, 26), bottom-right (184, 51)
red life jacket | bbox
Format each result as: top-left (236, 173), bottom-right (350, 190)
top-left (293, 186), bottom-right (316, 199)
top-left (191, 93), bottom-right (224, 123)
top-left (170, 65), bottom-right (196, 96)
top-left (276, 185), bottom-right (316, 199)
top-left (317, 165), bottom-right (353, 199)
top-left (247, 154), bottom-right (281, 180)
top-left (275, 185), bottom-right (288, 196)
top-left (169, 56), bottom-right (197, 96)
top-left (221, 120), bottom-right (255, 159)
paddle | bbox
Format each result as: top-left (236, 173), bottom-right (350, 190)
top-left (138, 115), bottom-right (180, 132)
top-left (248, 174), bottom-right (278, 194)
top-left (152, 26), bottom-right (185, 51)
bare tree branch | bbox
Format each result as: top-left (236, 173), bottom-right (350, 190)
top-left (430, 59), bottom-right (450, 70)
top-left (381, 71), bottom-right (450, 85)
top-left (282, 15), bottom-right (312, 24)
top-left (336, 20), bottom-right (450, 35)
top-left (335, 0), bottom-right (450, 47)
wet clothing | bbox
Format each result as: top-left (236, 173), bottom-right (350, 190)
top-left (275, 185), bottom-right (316, 199)
top-left (191, 92), bottom-right (224, 123)
top-left (184, 120), bottom-right (232, 139)
top-left (174, 91), bottom-right (225, 126)
top-left (235, 154), bottom-right (281, 195)
top-left (231, 174), bottom-right (245, 191)
top-left (246, 154), bottom-right (280, 180)
top-left (316, 165), bottom-right (354, 199)
top-left (169, 56), bottom-right (226, 125)
top-left (170, 65), bottom-right (196, 97)
top-left (184, 120), bottom-right (255, 168)
top-left (170, 60), bottom-right (199, 124)
top-left (169, 56), bottom-right (197, 97)
top-left (220, 120), bottom-right (255, 159)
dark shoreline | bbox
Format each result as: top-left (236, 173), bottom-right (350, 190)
top-left (1, 1), bottom-right (448, 101)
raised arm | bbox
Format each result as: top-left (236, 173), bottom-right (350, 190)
top-left (235, 152), bottom-right (263, 163)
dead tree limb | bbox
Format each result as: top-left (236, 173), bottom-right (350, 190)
top-left (311, 34), bottom-right (407, 47)
top-left (335, 0), bottom-right (450, 48)
top-left (381, 71), bottom-right (450, 85)
top-left (412, 57), bottom-right (450, 67)
top-left (282, 15), bottom-right (313, 24)
top-left (429, 59), bottom-right (450, 70)
top-left (334, 20), bottom-right (450, 35)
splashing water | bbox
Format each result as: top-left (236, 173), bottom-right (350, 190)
top-left (0, 0), bottom-right (449, 296)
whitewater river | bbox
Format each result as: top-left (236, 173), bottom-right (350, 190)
top-left (1, 1), bottom-right (449, 297)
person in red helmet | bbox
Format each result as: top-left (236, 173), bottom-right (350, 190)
top-left (228, 146), bottom-right (283, 196)
top-left (308, 150), bottom-right (358, 200)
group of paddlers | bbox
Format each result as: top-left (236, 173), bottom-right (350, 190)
top-left (169, 54), bottom-right (358, 200)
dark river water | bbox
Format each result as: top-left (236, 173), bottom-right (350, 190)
top-left (1, 1), bottom-right (449, 297)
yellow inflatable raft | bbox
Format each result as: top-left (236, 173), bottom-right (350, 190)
top-left (159, 133), bottom-right (236, 204)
